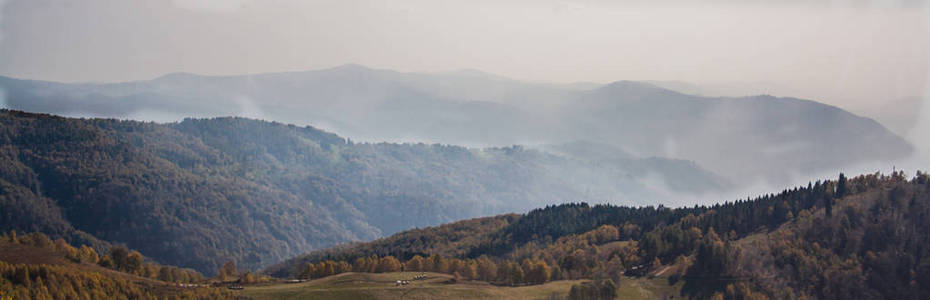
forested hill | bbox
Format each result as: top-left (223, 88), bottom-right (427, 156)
top-left (0, 231), bottom-right (234, 299)
top-left (0, 109), bottom-right (723, 275)
top-left (268, 172), bottom-right (930, 299)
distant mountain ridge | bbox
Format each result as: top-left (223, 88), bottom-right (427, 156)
top-left (0, 65), bottom-right (911, 188)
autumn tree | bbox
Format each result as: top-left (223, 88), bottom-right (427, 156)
top-left (405, 255), bottom-right (425, 271)
top-left (462, 261), bottom-right (479, 280)
top-left (375, 256), bottom-right (402, 273)
top-left (476, 256), bottom-right (498, 281)
top-left (240, 271), bottom-right (256, 284)
top-left (523, 259), bottom-right (551, 284)
top-left (158, 266), bottom-right (174, 282)
top-left (78, 245), bottom-right (99, 264)
top-left (219, 261), bottom-right (238, 280)
top-left (501, 261), bottom-right (524, 285)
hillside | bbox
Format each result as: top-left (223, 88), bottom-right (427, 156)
top-left (0, 65), bottom-right (912, 187)
top-left (0, 109), bottom-right (723, 275)
top-left (269, 171), bottom-right (930, 299)
top-left (0, 231), bottom-right (232, 299)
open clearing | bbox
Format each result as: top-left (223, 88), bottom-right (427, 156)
top-left (240, 272), bottom-right (582, 300)
top-left (239, 272), bottom-right (683, 300)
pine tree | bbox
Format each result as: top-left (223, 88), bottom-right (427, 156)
top-left (837, 173), bottom-right (848, 199)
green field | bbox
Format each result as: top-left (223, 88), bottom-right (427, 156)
top-left (238, 272), bottom-right (683, 300)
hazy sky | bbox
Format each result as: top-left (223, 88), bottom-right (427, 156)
top-left (0, 0), bottom-right (928, 109)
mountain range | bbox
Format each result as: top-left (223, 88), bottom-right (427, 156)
top-left (0, 64), bottom-right (917, 277)
top-left (0, 64), bottom-right (913, 188)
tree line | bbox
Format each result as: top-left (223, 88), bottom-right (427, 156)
top-left (296, 254), bottom-right (555, 286)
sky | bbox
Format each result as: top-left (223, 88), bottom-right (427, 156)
top-left (0, 0), bottom-right (928, 112)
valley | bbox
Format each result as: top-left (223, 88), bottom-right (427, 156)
top-left (1, 1), bottom-right (925, 299)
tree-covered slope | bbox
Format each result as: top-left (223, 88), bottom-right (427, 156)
top-left (0, 110), bottom-right (362, 274)
top-left (269, 171), bottom-right (930, 299)
top-left (0, 231), bottom-right (233, 299)
top-left (0, 109), bottom-right (722, 275)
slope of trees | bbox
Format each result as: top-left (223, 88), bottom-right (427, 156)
top-left (0, 109), bottom-right (720, 274)
top-left (273, 173), bottom-right (849, 278)
top-left (1, 232), bottom-right (205, 283)
top-left (273, 172), bottom-right (930, 299)
top-left (707, 171), bottom-right (930, 299)
top-left (0, 232), bottom-right (232, 300)
top-left (0, 262), bottom-right (232, 300)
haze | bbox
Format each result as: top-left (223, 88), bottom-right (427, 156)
top-left (1, 0), bottom-right (928, 111)
top-left (1, 0), bottom-right (929, 185)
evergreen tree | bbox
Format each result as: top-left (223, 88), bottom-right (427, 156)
top-left (837, 173), bottom-right (848, 199)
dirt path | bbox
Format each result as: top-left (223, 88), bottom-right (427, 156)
top-left (653, 266), bottom-right (672, 276)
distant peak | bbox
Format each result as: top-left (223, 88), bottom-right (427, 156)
top-left (602, 80), bottom-right (661, 89)
top-left (153, 72), bottom-right (202, 81)
top-left (586, 80), bottom-right (687, 100)
top-left (327, 63), bottom-right (374, 72)
top-left (432, 68), bottom-right (514, 81)
top-left (449, 68), bottom-right (494, 76)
